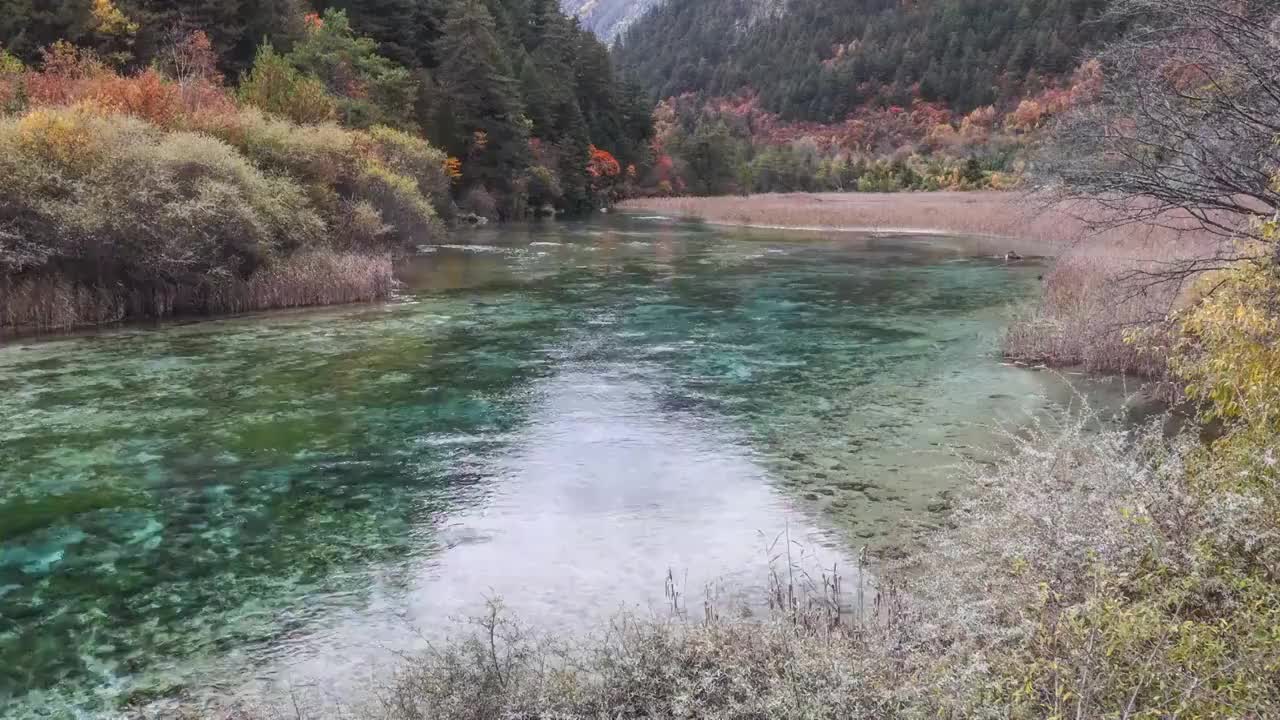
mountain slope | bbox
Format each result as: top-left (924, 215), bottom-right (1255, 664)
top-left (616, 0), bottom-right (1120, 121)
top-left (560, 0), bottom-right (654, 40)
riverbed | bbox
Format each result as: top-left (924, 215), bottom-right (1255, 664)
top-left (2, 215), bottom-right (1098, 717)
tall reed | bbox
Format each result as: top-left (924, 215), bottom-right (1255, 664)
top-left (0, 251), bottom-right (393, 334)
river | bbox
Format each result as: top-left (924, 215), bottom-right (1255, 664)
top-left (1, 214), bottom-right (1102, 717)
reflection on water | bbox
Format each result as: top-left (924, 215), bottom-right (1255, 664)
top-left (2, 215), bottom-right (1094, 717)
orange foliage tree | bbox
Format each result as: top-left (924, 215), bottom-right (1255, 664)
top-left (586, 144), bottom-right (620, 178)
top-left (586, 144), bottom-right (622, 201)
top-left (19, 35), bottom-right (236, 127)
top-left (443, 156), bottom-right (463, 181)
top-left (85, 68), bottom-right (181, 125)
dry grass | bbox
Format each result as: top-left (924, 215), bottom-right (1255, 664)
top-left (624, 191), bottom-right (1089, 255)
top-left (625, 192), bottom-right (1227, 378)
top-left (0, 275), bottom-right (127, 330)
top-left (0, 251), bottom-right (393, 334)
top-left (1001, 254), bottom-right (1177, 381)
top-left (207, 251), bottom-right (393, 315)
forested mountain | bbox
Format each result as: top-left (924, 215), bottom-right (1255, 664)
top-left (616, 0), bottom-right (1122, 122)
top-left (0, 0), bottom-right (653, 216)
top-left (559, 0), bottom-right (654, 40)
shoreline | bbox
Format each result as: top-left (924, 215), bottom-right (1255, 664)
top-left (629, 214), bottom-right (1027, 245)
top-left (618, 191), bottom-right (1080, 257)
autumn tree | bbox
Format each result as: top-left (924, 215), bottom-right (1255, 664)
top-left (586, 144), bottom-right (622, 203)
top-left (88, 0), bottom-right (138, 66)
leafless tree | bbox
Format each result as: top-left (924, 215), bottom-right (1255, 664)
top-left (1039, 0), bottom-right (1280, 276)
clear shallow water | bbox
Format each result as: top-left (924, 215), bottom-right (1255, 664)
top-left (3, 215), bottom-right (1084, 717)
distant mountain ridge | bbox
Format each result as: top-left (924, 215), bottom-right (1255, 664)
top-left (560, 0), bottom-right (655, 40)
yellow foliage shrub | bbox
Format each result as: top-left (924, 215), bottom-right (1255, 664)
top-left (15, 107), bottom-right (98, 167)
top-left (1172, 257), bottom-right (1280, 432)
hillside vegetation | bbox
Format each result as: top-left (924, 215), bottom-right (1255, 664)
top-left (616, 0), bottom-right (1119, 197)
top-left (0, 0), bottom-right (653, 331)
top-left (1, 0), bottom-right (653, 218)
top-left (617, 0), bottom-right (1119, 121)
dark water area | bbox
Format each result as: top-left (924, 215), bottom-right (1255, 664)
top-left (0, 215), bottom-right (1123, 717)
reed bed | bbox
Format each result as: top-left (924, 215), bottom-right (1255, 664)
top-left (625, 192), bottom-right (1226, 379)
top-left (0, 251), bottom-right (393, 334)
top-left (207, 251), bottom-right (394, 315)
top-left (0, 276), bottom-right (127, 330)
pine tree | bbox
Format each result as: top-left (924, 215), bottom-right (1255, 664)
top-left (317, 0), bottom-right (437, 69)
top-left (0, 0), bottom-right (93, 61)
top-left (434, 0), bottom-right (529, 215)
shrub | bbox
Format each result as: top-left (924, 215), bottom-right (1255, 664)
top-left (238, 43), bottom-right (336, 125)
top-left (193, 108), bottom-right (359, 211)
top-left (368, 124), bottom-right (453, 217)
top-left (1172, 257), bottom-right (1280, 434)
top-left (525, 165), bottom-right (563, 209)
top-left (188, 109), bottom-right (445, 249)
top-left (0, 40), bottom-right (450, 332)
top-left (353, 159), bottom-right (443, 248)
top-left (82, 67), bottom-right (181, 125)
top-left (0, 107), bottom-right (327, 327)
top-left (0, 48), bottom-right (24, 111)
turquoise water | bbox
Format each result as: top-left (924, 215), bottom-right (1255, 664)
top-left (3, 216), bottom-right (1075, 716)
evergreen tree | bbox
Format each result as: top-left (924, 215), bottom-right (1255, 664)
top-left (434, 0), bottom-right (529, 215)
top-left (315, 0), bottom-right (436, 69)
top-left (119, 0), bottom-right (304, 75)
top-left (0, 0), bottom-right (93, 61)
top-left (287, 9), bottom-right (416, 128)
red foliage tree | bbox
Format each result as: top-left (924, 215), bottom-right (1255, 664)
top-left (586, 144), bottom-right (621, 178)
